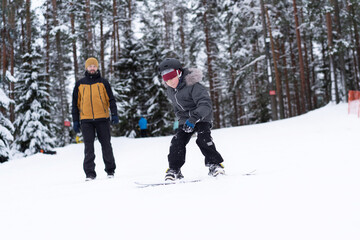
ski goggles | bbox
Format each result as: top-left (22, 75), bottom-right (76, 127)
top-left (161, 69), bottom-right (180, 81)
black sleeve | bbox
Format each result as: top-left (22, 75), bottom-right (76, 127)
top-left (189, 83), bottom-right (212, 124)
top-left (103, 79), bottom-right (118, 116)
top-left (72, 81), bottom-right (80, 122)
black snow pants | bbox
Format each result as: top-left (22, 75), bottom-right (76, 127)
top-left (168, 122), bottom-right (224, 170)
top-left (81, 120), bottom-right (116, 178)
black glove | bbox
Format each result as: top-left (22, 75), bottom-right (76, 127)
top-left (73, 121), bottom-right (80, 133)
top-left (111, 115), bottom-right (119, 125)
top-left (183, 119), bottom-right (195, 133)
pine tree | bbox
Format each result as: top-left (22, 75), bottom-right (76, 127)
top-left (14, 46), bottom-right (56, 156)
top-left (218, 0), bottom-right (271, 126)
top-left (0, 83), bottom-right (14, 163)
top-left (113, 31), bottom-right (145, 137)
top-left (138, 0), bottom-right (175, 136)
top-left (197, 0), bottom-right (222, 128)
top-left (46, 0), bottom-right (72, 146)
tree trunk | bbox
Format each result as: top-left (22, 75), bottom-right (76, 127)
top-left (351, 46), bottom-right (359, 90)
top-left (253, 39), bottom-right (259, 94)
top-left (100, 15), bottom-right (105, 76)
top-left (237, 90), bottom-right (244, 125)
top-left (348, 1), bottom-right (360, 90)
top-left (85, 0), bottom-right (93, 55)
top-left (45, 0), bottom-right (51, 93)
top-left (51, 0), bottom-right (68, 144)
top-left (326, 12), bottom-right (339, 103)
top-left (127, 0), bottom-right (132, 31)
top-left (260, 0), bottom-right (277, 120)
top-left (226, 21), bottom-right (239, 126)
top-left (2, 0), bottom-right (7, 78)
top-left (1, 0), bottom-right (8, 119)
top-left (8, 1), bottom-right (15, 122)
top-left (331, 0), bottom-right (347, 100)
top-left (299, 7), bottom-right (313, 110)
top-left (292, 0), bottom-right (307, 113)
top-left (281, 42), bottom-right (292, 118)
top-left (110, 0), bottom-right (118, 76)
top-left (25, 0), bottom-right (31, 53)
top-left (20, 13), bottom-right (25, 55)
top-left (265, 8), bottom-right (285, 119)
top-left (70, 2), bottom-right (79, 81)
top-left (348, 9), bottom-right (360, 91)
top-left (202, 0), bottom-right (220, 128)
top-left (117, 6), bottom-right (121, 56)
top-left (163, 1), bottom-right (173, 50)
top-left (178, 8), bottom-right (186, 62)
top-left (309, 36), bottom-right (318, 108)
top-left (289, 35), bottom-right (301, 116)
top-left (112, 0), bottom-right (117, 62)
top-left (321, 39), bottom-right (331, 103)
top-left (301, 31), bottom-right (313, 110)
top-left (99, 0), bottom-right (105, 75)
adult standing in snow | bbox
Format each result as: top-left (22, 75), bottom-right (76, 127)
top-left (72, 57), bottom-right (119, 181)
top-left (138, 116), bottom-right (148, 137)
top-left (158, 58), bottom-right (225, 181)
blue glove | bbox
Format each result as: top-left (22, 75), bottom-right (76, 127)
top-left (73, 121), bottom-right (80, 133)
top-left (111, 115), bottom-right (119, 125)
top-left (183, 119), bottom-right (195, 133)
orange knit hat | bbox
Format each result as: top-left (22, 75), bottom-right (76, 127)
top-left (85, 57), bottom-right (99, 69)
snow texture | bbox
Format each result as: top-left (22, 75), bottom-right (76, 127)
top-left (0, 103), bottom-right (359, 240)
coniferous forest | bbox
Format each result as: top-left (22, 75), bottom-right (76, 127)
top-left (0, 0), bottom-right (358, 161)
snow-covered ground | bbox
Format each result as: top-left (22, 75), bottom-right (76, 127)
top-left (1, 103), bottom-right (359, 240)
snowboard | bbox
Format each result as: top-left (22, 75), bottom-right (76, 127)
top-left (134, 169), bottom-right (256, 188)
top-left (134, 179), bottom-right (202, 188)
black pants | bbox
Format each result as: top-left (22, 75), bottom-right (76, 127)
top-left (140, 129), bottom-right (147, 137)
top-left (168, 122), bottom-right (224, 170)
top-left (81, 120), bottom-right (116, 177)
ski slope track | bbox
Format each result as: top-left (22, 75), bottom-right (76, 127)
top-left (0, 103), bottom-right (359, 240)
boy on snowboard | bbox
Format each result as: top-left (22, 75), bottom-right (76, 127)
top-left (158, 58), bottom-right (225, 181)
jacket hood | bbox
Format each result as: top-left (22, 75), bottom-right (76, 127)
top-left (183, 68), bottom-right (203, 86)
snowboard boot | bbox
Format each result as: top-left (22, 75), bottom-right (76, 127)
top-left (208, 163), bottom-right (225, 177)
top-left (107, 172), bottom-right (115, 179)
top-left (165, 168), bottom-right (184, 181)
top-left (85, 175), bottom-right (96, 181)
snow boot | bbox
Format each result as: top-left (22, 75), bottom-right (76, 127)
top-left (208, 163), bottom-right (225, 177)
top-left (85, 175), bottom-right (96, 181)
top-left (165, 168), bottom-right (184, 181)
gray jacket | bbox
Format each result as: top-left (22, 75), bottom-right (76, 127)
top-left (166, 68), bottom-right (213, 126)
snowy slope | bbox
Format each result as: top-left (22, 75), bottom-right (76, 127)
top-left (0, 103), bottom-right (359, 240)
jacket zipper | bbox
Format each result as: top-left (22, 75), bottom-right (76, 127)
top-left (176, 87), bottom-right (194, 119)
top-left (97, 84), bottom-right (107, 113)
top-left (174, 89), bottom-right (185, 111)
top-left (81, 87), bottom-right (86, 116)
top-left (174, 89), bottom-right (192, 118)
top-left (90, 84), bottom-right (95, 120)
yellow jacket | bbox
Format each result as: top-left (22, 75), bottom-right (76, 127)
top-left (72, 71), bottom-right (117, 122)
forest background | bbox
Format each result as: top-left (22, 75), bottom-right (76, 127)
top-left (0, 0), bottom-right (358, 161)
